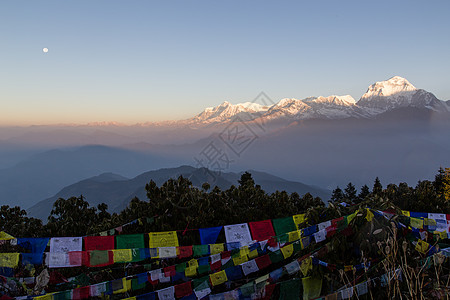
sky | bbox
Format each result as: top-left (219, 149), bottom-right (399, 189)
top-left (1, 0), bottom-right (450, 126)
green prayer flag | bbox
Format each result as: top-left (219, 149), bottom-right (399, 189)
top-left (193, 276), bottom-right (210, 290)
top-left (222, 259), bottom-right (234, 269)
top-left (279, 278), bottom-right (301, 300)
top-left (116, 234), bottom-right (145, 249)
top-left (132, 278), bottom-right (146, 291)
top-left (131, 248), bottom-right (141, 262)
top-left (193, 244), bottom-right (209, 257)
top-left (198, 264), bottom-right (211, 275)
top-left (269, 250), bottom-right (284, 264)
top-left (53, 291), bottom-right (71, 300)
top-left (89, 250), bottom-right (110, 266)
top-left (176, 262), bottom-right (187, 273)
top-left (273, 217), bottom-right (297, 236)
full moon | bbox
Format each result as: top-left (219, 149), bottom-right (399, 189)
top-left (43, 48), bottom-right (49, 53)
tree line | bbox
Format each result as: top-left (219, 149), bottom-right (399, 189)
top-left (1, 168), bottom-right (449, 240)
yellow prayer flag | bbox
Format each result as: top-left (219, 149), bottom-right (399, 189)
top-left (401, 210), bottom-right (410, 217)
top-left (185, 265), bottom-right (197, 277)
top-left (424, 218), bottom-right (437, 226)
top-left (188, 258), bottom-right (199, 268)
top-left (210, 270), bottom-right (227, 286)
top-left (300, 257), bottom-right (312, 277)
top-left (210, 244), bottom-right (224, 255)
top-left (415, 239), bottom-right (429, 254)
top-left (233, 255), bottom-right (248, 265)
top-left (0, 253), bottom-right (20, 268)
top-left (281, 244), bottom-right (294, 259)
top-left (410, 218), bottom-right (424, 229)
top-left (149, 231), bottom-right (179, 248)
top-left (240, 246), bottom-right (250, 257)
top-left (113, 249), bottom-right (132, 263)
top-left (365, 209), bottom-right (374, 222)
top-left (347, 211), bottom-right (358, 224)
top-left (248, 249), bottom-right (259, 260)
top-left (293, 214), bottom-right (306, 230)
top-left (122, 297), bottom-right (136, 300)
top-left (288, 230), bottom-right (301, 242)
top-left (0, 231), bottom-right (15, 240)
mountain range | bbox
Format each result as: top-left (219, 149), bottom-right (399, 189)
top-left (27, 166), bottom-right (331, 221)
top-left (0, 76), bottom-right (449, 213)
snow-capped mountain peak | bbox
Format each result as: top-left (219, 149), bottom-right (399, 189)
top-left (309, 95), bottom-right (356, 105)
top-left (361, 76), bottom-right (417, 99)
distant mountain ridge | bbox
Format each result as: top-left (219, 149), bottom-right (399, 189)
top-left (27, 166), bottom-right (331, 221)
top-left (178, 76), bottom-right (449, 126)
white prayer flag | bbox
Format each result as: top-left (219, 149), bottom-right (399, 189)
top-left (159, 247), bottom-right (177, 259)
top-left (50, 237), bottom-right (82, 253)
top-left (157, 286), bottom-right (175, 300)
top-left (318, 221), bottom-right (331, 231)
top-left (224, 223), bottom-right (253, 246)
top-left (241, 259), bottom-right (259, 276)
top-left (285, 260), bottom-right (300, 275)
top-left (313, 229), bottom-right (327, 243)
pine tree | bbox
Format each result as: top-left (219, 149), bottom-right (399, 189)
top-left (358, 185), bottom-right (370, 202)
top-left (344, 182), bottom-right (357, 204)
top-left (331, 186), bottom-right (344, 202)
top-left (373, 177), bottom-right (383, 196)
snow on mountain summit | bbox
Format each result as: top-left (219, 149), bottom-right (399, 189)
top-left (361, 76), bottom-right (417, 99)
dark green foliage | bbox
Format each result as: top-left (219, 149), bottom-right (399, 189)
top-left (331, 186), bottom-right (344, 202)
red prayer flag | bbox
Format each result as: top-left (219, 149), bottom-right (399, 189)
top-left (260, 284), bottom-right (276, 300)
top-left (175, 281), bottom-right (193, 298)
top-left (68, 251), bottom-right (86, 266)
top-left (210, 260), bottom-right (222, 271)
top-left (249, 220), bottom-right (276, 242)
top-left (73, 286), bottom-right (90, 299)
top-left (255, 254), bottom-right (271, 270)
top-left (84, 236), bottom-right (115, 251)
top-left (164, 265), bottom-right (176, 277)
top-left (221, 251), bottom-right (231, 259)
top-left (178, 246), bottom-right (193, 258)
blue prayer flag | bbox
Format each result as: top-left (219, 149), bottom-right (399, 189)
top-left (199, 226), bottom-right (222, 245)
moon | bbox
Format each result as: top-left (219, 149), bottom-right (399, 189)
top-left (43, 48), bottom-right (49, 53)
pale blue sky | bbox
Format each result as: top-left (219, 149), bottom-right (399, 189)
top-left (1, 0), bottom-right (449, 125)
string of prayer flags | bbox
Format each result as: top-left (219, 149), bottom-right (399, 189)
top-left (149, 231), bottom-right (179, 248)
top-left (50, 237), bottom-right (82, 253)
top-left (210, 270), bottom-right (228, 286)
top-left (199, 226), bottom-right (222, 245)
top-left (224, 223), bottom-right (253, 246)
top-left (249, 220), bottom-right (276, 242)
top-left (84, 236), bottom-right (114, 251)
top-left (272, 217), bottom-right (297, 237)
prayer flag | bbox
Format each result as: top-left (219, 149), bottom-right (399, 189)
top-left (199, 226), bottom-right (222, 245)
top-left (210, 270), bottom-right (227, 286)
top-left (224, 223), bottom-right (252, 246)
top-left (272, 217), bottom-right (297, 236)
top-left (50, 237), bottom-right (82, 253)
top-left (249, 220), bottom-right (275, 242)
top-left (293, 214), bottom-right (306, 230)
top-left (84, 236), bottom-right (114, 251)
top-left (116, 234), bottom-right (145, 249)
top-left (149, 231), bottom-right (179, 248)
